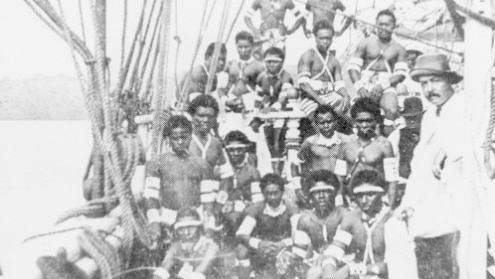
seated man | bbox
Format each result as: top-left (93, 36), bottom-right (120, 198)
top-left (224, 31), bottom-right (265, 112)
top-left (292, 105), bottom-right (348, 208)
top-left (153, 208), bottom-right (221, 279)
top-left (244, 0), bottom-right (304, 58)
top-left (342, 98), bottom-right (398, 208)
top-left (144, 115), bottom-right (218, 244)
top-left (298, 20), bottom-right (350, 118)
top-left (289, 170), bottom-right (347, 279)
top-left (222, 130), bottom-right (262, 237)
top-left (321, 170), bottom-right (393, 279)
top-left (176, 42), bottom-right (228, 105)
top-left (347, 9), bottom-right (407, 132)
top-left (236, 173), bottom-right (300, 279)
top-left (255, 46), bottom-right (295, 169)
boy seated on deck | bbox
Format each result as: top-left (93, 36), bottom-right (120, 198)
top-left (255, 46), bottom-right (296, 173)
top-left (235, 173), bottom-right (300, 279)
top-left (153, 208), bottom-right (221, 279)
top-left (144, 115), bottom-right (224, 246)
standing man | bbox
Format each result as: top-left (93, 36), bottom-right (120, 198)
top-left (298, 20), bottom-right (350, 118)
top-left (399, 54), bottom-right (464, 279)
top-left (244, 0), bottom-right (304, 57)
top-left (342, 98), bottom-right (398, 208)
top-left (302, 0), bottom-right (351, 38)
top-left (347, 9), bottom-right (408, 131)
top-left (235, 173), bottom-right (300, 279)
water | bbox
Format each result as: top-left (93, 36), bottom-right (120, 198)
top-left (0, 120), bottom-right (92, 276)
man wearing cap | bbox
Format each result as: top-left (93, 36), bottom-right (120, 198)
top-left (222, 130), bottom-right (262, 238)
top-left (298, 20), bottom-right (350, 119)
top-left (236, 173), bottom-right (300, 279)
top-left (153, 208), bottom-right (221, 279)
top-left (287, 170), bottom-right (347, 279)
top-left (144, 115), bottom-right (219, 245)
top-left (320, 169), bottom-right (418, 279)
top-left (347, 9), bottom-right (408, 133)
top-left (342, 98), bottom-right (398, 208)
top-left (399, 53), bottom-right (465, 279)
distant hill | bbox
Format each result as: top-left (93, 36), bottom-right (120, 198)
top-left (0, 75), bottom-right (87, 120)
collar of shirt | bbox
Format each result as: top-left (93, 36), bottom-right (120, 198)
top-left (311, 133), bottom-right (342, 148)
top-left (263, 202), bottom-right (287, 217)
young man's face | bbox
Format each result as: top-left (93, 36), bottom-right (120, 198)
top-left (176, 218), bottom-right (200, 242)
top-left (376, 15), bottom-right (395, 40)
top-left (355, 112), bottom-right (377, 140)
top-left (314, 112), bottom-right (337, 138)
top-left (310, 183), bottom-right (336, 214)
top-left (406, 51), bottom-right (421, 69)
top-left (404, 115), bottom-right (422, 131)
top-left (192, 106), bottom-right (216, 134)
top-left (205, 53), bottom-right (227, 73)
top-left (315, 29), bottom-right (333, 53)
top-left (226, 140), bottom-right (247, 166)
top-left (236, 39), bottom-right (253, 60)
top-left (354, 184), bottom-right (383, 216)
top-left (169, 127), bottom-right (192, 156)
top-left (264, 55), bottom-right (284, 75)
top-left (263, 183), bottom-right (283, 208)
top-left (418, 75), bottom-right (455, 107)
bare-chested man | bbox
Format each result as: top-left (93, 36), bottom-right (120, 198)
top-left (342, 98), bottom-right (398, 208)
top-left (321, 170), bottom-right (393, 279)
top-left (348, 9), bottom-right (408, 131)
top-left (224, 31), bottom-right (265, 112)
top-left (292, 105), bottom-right (347, 208)
top-left (244, 0), bottom-right (304, 58)
top-left (298, 20), bottom-right (350, 118)
top-left (144, 115), bottom-right (217, 244)
top-left (302, 0), bottom-right (351, 38)
top-left (153, 208), bottom-right (221, 279)
top-left (178, 43), bottom-right (228, 103)
top-left (290, 170), bottom-right (347, 279)
top-left (236, 173), bottom-right (300, 279)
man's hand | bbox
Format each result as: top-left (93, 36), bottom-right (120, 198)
top-left (370, 84), bottom-right (385, 100)
top-left (150, 222), bottom-right (162, 245)
top-left (432, 150), bottom-right (447, 179)
top-left (259, 241), bottom-right (277, 257)
top-left (295, 189), bottom-right (310, 209)
top-left (356, 87), bottom-right (369, 98)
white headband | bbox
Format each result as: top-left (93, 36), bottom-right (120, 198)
top-left (174, 220), bottom-right (202, 230)
top-left (226, 143), bottom-right (248, 149)
top-left (353, 185), bottom-right (384, 194)
top-left (309, 182), bottom-right (336, 193)
top-left (264, 57), bottom-right (283, 62)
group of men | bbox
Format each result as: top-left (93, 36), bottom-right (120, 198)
top-left (145, 1), bottom-right (469, 279)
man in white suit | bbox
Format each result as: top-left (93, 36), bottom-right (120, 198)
top-left (398, 54), bottom-right (464, 279)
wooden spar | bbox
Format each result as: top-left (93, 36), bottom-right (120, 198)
top-left (150, 0), bottom-right (173, 160)
top-left (462, 0), bottom-right (495, 278)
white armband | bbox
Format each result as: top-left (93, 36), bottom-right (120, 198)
top-left (201, 192), bottom-right (216, 203)
top-left (383, 118), bottom-right (394, 126)
top-left (297, 76), bottom-right (310, 86)
top-left (216, 72), bottom-right (229, 89)
top-left (291, 176), bottom-right (302, 190)
top-left (323, 245), bottom-right (345, 262)
top-left (236, 259), bottom-right (251, 267)
top-left (348, 57), bottom-right (364, 73)
top-left (251, 182), bottom-right (264, 202)
top-left (383, 157), bottom-right (399, 182)
top-left (146, 208), bottom-right (161, 224)
top-left (334, 159), bottom-right (348, 176)
top-left (282, 238), bottom-right (293, 247)
top-left (249, 237), bottom-right (262, 249)
top-left (292, 246), bottom-right (307, 258)
top-left (161, 207), bottom-right (178, 226)
top-left (393, 61), bottom-right (408, 76)
top-left (236, 216), bottom-right (257, 236)
top-left (334, 229), bottom-right (353, 246)
top-left (294, 230), bottom-right (311, 246)
top-left (216, 190), bottom-right (229, 205)
top-left (219, 162), bottom-right (234, 179)
top-left (189, 272), bottom-right (206, 279)
top-left (234, 200), bottom-right (247, 212)
top-left (251, 193), bottom-right (264, 202)
top-left (153, 267), bottom-right (170, 279)
top-left (143, 176), bottom-right (160, 199)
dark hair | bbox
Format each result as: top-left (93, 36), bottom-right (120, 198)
top-left (187, 94), bottom-right (219, 116)
top-left (307, 170), bottom-right (341, 192)
top-left (349, 169), bottom-right (387, 192)
top-left (313, 20), bottom-right (334, 36)
top-left (224, 130), bottom-right (250, 145)
top-left (350, 97), bottom-right (381, 120)
top-left (164, 114), bottom-right (192, 137)
top-left (260, 173), bottom-right (285, 193)
top-left (205, 42), bottom-right (227, 59)
top-left (235, 31), bottom-right (254, 44)
top-left (263, 47), bottom-right (285, 61)
top-left (376, 9), bottom-right (396, 25)
top-left (314, 104), bottom-right (340, 120)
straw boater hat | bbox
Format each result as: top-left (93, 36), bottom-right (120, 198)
top-left (400, 96), bottom-right (424, 117)
top-left (410, 54), bottom-right (463, 84)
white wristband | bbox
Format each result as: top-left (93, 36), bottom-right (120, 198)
top-left (249, 237), bottom-right (261, 249)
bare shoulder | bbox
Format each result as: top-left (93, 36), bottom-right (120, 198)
top-left (284, 198), bottom-right (300, 214)
top-left (245, 201), bottom-right (265, 216)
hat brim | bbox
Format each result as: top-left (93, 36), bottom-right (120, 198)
top-left (410, 68), bottom-right (463, 84)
